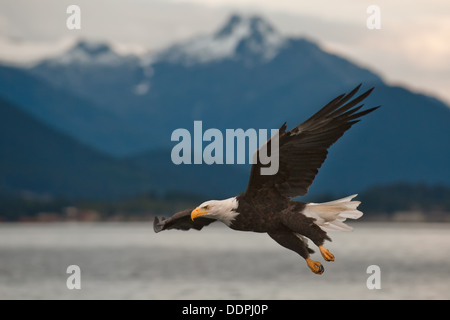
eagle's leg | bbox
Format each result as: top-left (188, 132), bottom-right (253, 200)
top-left (281, 212), bottom-right (335, 263)
top-left (268, 231), bottom-right (324, 275)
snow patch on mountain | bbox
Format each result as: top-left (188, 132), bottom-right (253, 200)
top-left (47, 41), bottom-right (130, 66)
top-left (154, 14), bottom-right (286, 65)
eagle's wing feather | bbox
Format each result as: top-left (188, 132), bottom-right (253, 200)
top-left (153, 208), bottom-right (216, 232)
top-left (246, 85), bottom-right (379, 198)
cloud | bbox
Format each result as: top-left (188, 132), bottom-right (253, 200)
top-left (0, 35), bottom-right (76, 65)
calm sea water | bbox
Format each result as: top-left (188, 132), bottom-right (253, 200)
top-left (0, 222), bottom-right (448, 299)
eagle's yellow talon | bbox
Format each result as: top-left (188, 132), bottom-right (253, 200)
top-left (306, 258), bottom-right (324, 274)
top-left (319, 245), bottom-right (335, 261)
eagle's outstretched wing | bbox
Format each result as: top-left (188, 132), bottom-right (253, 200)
top-left (153, 208), bottom-right (216, 232)
top-left (245, 85), bottom-right (379, 198)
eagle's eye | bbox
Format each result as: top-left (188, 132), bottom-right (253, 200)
top-left (202, 205), bottom-right (210, 210)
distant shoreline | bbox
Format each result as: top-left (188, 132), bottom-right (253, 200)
top-left (1, 211), bottom-right (450, 224)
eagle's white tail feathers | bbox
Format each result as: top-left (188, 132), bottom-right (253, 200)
top-left (303, 194), bottom-right (362, 232)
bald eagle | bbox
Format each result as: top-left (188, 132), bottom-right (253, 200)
top-left (154, 85), bottom-right (379, 274)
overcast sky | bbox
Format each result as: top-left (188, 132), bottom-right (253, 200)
top-left (0, 0), bottom-right (449, 104)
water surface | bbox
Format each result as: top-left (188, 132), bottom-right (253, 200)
top-left (0, 222), bottom-right (448, 299)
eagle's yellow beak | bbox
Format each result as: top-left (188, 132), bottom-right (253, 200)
top-left (191, 207), bottom-right (209, 221)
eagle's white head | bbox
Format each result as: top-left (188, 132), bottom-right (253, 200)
top-left (191, 197), bottom-right (239, 226)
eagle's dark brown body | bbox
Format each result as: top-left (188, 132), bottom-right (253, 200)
top-left (230, 191), bottom-right (293, 233)
top-left (234, 191), bottom-right (329, 259)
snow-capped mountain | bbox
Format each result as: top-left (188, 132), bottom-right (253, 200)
top-left (153, 14), bottom-right (286, 65)
top-left (44, 40), bottom-right (137, 66)
top-left (31, 40), bottom-right (145, 112)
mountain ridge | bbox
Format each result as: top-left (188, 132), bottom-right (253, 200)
top-left (0, 13), bottom-right (448, 198)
